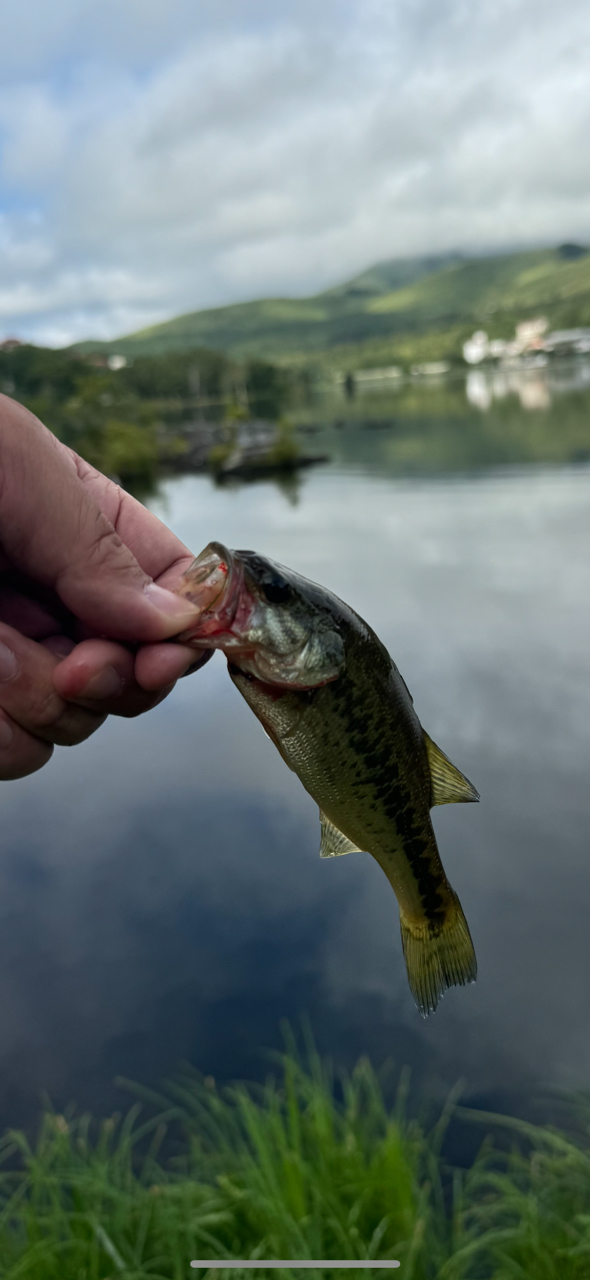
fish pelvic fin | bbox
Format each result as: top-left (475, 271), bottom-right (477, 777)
top-left (424, 732), bottom-right (480, 806)
top-left (400, 892), bottom-right (477, 1016)
top-left (319, 811), bottom-right (365, 858)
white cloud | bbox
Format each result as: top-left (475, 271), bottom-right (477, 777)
top-left (1, 0), bottom-right (590, 344)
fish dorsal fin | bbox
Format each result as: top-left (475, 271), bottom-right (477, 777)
top-left (319, 812), bottom-right (365, 858)
top-left (424, 733), bottom-right (480, 807)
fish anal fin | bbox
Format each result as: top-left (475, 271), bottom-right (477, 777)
top-left (424, 732), bottom-right (480, 806)
top-left (319, 812), bottom-right (364, 858)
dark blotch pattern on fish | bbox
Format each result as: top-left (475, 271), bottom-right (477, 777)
top-left (329, 669), bottom-right (447, 932)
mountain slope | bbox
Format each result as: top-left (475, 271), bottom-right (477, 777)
top-left (72, 245), bottom-right (590, 360)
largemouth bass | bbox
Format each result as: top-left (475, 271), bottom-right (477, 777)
top-left (178, 542), bottom-right (478, 1015)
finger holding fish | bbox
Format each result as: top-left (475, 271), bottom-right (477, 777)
top-left (135, 642), bottom-right (214, 691)
top-left (0, 709), bottom-right (54, 780)
top-left (0, 623), bottom-right (106, 756)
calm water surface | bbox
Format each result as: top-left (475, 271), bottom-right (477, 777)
top-left (1, 397), bottom-right (590, 1128)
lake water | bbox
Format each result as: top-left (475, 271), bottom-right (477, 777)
top-left (1, 374), bottom-right (590, 1130)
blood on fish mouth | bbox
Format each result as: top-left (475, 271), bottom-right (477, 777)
top-left (177, 543), bottom-right (230, 610)
top-left (176, 542), bottom-right (247, 644)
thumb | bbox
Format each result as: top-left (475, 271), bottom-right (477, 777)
top-left (0, 398), bottom-right (199, 641)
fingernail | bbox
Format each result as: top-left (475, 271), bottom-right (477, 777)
top-left (0, 715), bottom-right (13, 749)
top-left (0, 642), bottom-right (18, 682)
top-left (144, 583), bottom-right (200, 620)
top-left (80, 665), bottom-right (124, 700)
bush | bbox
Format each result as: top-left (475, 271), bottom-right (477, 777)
top-left (101, 419), bottom-right (159, 481)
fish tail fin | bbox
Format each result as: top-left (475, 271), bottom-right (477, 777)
top-left (400, 892), bottom-right (477, 1016)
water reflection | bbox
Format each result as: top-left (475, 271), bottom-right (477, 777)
top-left (1, 453), bottom-right (590, 1130)
top-left (295, 359), bottom-right (590, 475)
top-left (466, 368), bottom-right (549, 412)
top-left (465, 360), bottom-right (590, 412)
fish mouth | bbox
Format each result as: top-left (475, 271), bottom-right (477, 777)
top-left (176, 541), bottom-right (243, 642)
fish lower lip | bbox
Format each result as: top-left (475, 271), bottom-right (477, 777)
top-left (178, 542), bottom-right (232, 610)
top-left (175, 543), bottom-right (235, 641)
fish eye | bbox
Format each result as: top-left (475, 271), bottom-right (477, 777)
top-left (262, 576), bottom-right (292, 604)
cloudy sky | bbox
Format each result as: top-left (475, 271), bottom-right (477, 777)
top-left (1, 0), bottom-right (590, 346)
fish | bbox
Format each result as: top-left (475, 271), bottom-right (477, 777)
top-left (177, 541), bottom-right (479, 1015)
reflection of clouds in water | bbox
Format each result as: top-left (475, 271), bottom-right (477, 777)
top-left (0, 766), bottom-right (331, 1122)
top-left (1, 463), bottom-right (590, 1126)
top-left (144, 466), bottom-right (590, 1089)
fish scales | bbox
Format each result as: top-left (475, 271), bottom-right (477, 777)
top-left (231, 618), bottom-right (453, 930)
top-left (178, 542), bottom-right (479, 1015)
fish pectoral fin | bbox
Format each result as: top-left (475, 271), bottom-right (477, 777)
top-left (319, 812), bottom-right (365, 858)
top-left (424, 732), bottom-right (480, 806)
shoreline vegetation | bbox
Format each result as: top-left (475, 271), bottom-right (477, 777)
top-left (3, 339), bottom-right (590, 502)
top-left (0, 341), bottom-right (329, 495)
top-left (0, 341), bottom-right (335, 495)
top-left (0, 1040), bottom-right (589, 1278)
top-left (2, 244), bottom-right (590, 496)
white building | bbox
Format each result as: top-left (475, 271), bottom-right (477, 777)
top-left (463, 317), bottom-right (549, 364)
top-left (515, 317), bottom-right (548, 348)
top-left (462, 331), bottom-right (489, 364)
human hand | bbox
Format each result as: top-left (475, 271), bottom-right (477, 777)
top-left (0, 394), bottom-right (208, 779)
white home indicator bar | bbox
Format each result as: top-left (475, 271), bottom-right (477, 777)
top-left (190, 1263), bottom-right (400, 1270)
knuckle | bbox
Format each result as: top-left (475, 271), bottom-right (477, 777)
top-left (55, 507), bottom-right (142, 593)
top-left (25, 685), bottom-right (66, 730)
top-left (86, 523), bottom-right (123, 568)
top-left (81, 518), bottom-right (137, 579)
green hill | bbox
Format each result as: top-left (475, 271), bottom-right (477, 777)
top-left (72, 244), bottom-right (590, 363)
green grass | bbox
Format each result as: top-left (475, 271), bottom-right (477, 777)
top-left (443, 1102), bottom-right (590, 1278)
top-left (1, 1035), bottom-right (590, 1278)
top-left (70, 245), bottom-right (590, 363)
